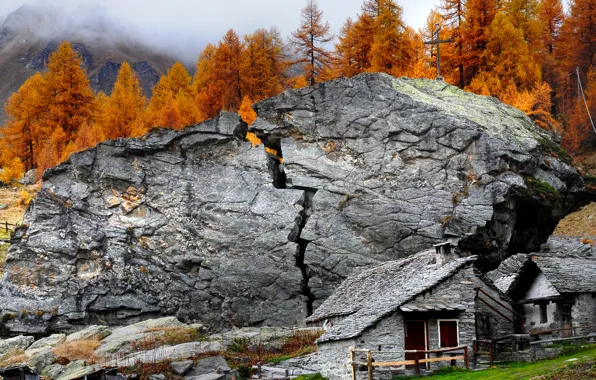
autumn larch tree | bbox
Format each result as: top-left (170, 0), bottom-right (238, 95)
top-left (463, 0), bottom-right (500, 80)
top-left (290, 0), bottom-right (334, 86)
top-left (103, 62), bottom-right (147, 139)
top-left (242, 28), bottom-right (288, 102)
top-left (1, 73), bottom-right (49, 173)
top-left (215, 29), bottom-right (245, 111)
top-left (44, 41), bottom-right (95, 138)
top-left (439, 0), bottom-right (466, 87)
top-left (194, 44), bottom-right (222, 119)
top-left (146, 62), bottom-right (202, 129)
top-left (335, 14), bottom-right (375, 77)
top-left (368, 0), bottom-right (412, 76)
top-left (468, 12), bottom-right (542, 97)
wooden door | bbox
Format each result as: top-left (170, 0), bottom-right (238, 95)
top-left (405, 320), bottom-right (427, 365)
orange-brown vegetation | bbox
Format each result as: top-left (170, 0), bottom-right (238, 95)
top-left (1, 0), bottom-right (595, 183)
top-left (52, 338), bottom-right (102, 364)
top-left (0, 349), bottom-right (28, 367)
top-left (554, 202), bottom-right (596, 237)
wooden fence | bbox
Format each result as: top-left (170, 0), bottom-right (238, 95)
top-left (349, 345), bottom-right (469, 379)
top-left (0, 221), bottom-right (18, 242)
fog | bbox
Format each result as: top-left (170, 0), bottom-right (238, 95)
top-left (0, 0), bottom-right (439, 64)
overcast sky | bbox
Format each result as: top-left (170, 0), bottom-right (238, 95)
top-left (0, 0), bottom-right (439, 62)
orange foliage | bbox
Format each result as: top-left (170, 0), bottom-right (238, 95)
top-left (239, 96), bottom-right (257, 125)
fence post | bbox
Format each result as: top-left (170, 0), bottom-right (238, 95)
top-left (464, 346), bottom-right (469, 369)
top-left (367, 350), bottom-right (373, 380)
top-left (350, 347), bottom-right (356, 380)
top-left (489, 342), bottom-right (494, 367)
top-left (415, 352), bottom-right (421, 375)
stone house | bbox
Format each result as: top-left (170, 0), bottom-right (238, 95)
top-left (306, 244), bottom-right (517, 380)
top-left (489, 253), bottom-right (596, 338)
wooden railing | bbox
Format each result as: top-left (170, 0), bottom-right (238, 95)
top-left (349, 345), bottom-right (469, 379)
top-left (530, 324), bottom-right (596, 338)
top-left (475, 287), bottom-right (525, 333)
top-left (0, 221), bottom-right (18, 243)
top-left (472, 339), bottom-right (494, 366)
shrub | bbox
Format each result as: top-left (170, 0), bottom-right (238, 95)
top-left (52, 338), bottom-right (101, 364)
top-left (17, 190), bottom-right (31, 208)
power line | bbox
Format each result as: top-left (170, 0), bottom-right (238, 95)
top-left (575, 67), bottom-right (596, 135)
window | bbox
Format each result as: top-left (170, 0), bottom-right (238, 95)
top-left (438, 320), bottom-right (459, 348)
top-left (540, 304), bottom-right (548, 324)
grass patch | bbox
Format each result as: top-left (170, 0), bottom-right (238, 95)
top-left (525, 176), bottom-right (560, 199)
top-left (399, 344), bottom-right (596, 379)
top-left (132, 326), bottom-right (204, 351)
top-left (119, 360), bottom-right (183, 380)
top-left (0, 243), bottom-right (8, 275)
top-left (0, 349), bottom-right (28, 367)
top-left (294, 374), bottom-right (328, 380)
top-left (537, 138), bottom-right (574, 166)
top-left (53, 338), bottom-right (102, 364)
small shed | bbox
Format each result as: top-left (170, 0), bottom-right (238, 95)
top-left (0, 366), bottom-right (39, 380)
top-left (306, 247), bottom-right (517, 379)
top-left (489, 253), bottom-right (596, 337)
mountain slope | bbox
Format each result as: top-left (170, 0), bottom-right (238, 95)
top-left (0, 4), bottom-right (177, 121)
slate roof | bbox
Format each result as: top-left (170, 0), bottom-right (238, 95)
top-left (488, 252), bottom-right (596, 297)
top-left (307, 249), bottom-right (477, 343)
top-left (486, 253), bottom-right (530, 294)
top-left (532, 256), bottom-right (596, 294)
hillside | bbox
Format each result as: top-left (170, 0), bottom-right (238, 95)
top-left (0, 4), bottom-right (177, 121)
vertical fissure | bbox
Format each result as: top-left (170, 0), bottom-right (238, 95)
top-left (263, 136), bottom-right (317, 316)
top-left (294, 188), bottom-right (317, 316)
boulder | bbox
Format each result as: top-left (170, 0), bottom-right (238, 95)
top-left (96, 317), bottom-right (186, 356)
top-left (185, 356), bottom-right (229, 377)
top-left (0, 335), bottom-right (34, 357)
top-left (42, 363), bottom-right (66, 379)
top-left (170, 360), bottom-right (194, 375)
top-left (107, 341), bottom-right (223, 367)
top-left (0, 204), bottom-right (7, 210)
top-left (65, 325), bottom-right (111, 342)
top-left (18, 169), bottom-right (36, 185)
top-left (25, 333), bottom-right (65, 356)
top-left (0, 74), bottom-right (591, 334)
top-left (27, 347), bottom-right (56, 373)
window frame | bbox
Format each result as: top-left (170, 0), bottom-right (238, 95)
top-left (540, 303), bottom-right (548, 324)
top-left (437, 319), bottom-right (460, 348)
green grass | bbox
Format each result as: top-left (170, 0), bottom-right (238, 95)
top-left (525, 176), bottom-right (560, 199)
top-left (0, 243), bottom-right (7, 276)
top-left (401, 345), bottom-right (596, 379)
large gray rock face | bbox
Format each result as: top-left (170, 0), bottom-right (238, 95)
top-left (0, 74), bottom-right (590, 335)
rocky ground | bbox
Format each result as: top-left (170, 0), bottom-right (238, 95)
top-left (0, 73), bottom-right (592, 336)
top-left (0, 316), bottom-right (321, 379)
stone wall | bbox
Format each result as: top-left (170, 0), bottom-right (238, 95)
top-left (311, 338), bottom-right (356, 380)
top-left (524, 302), bottom-right (558, 334)
top-left (571, 293), bottom-right (596, 335)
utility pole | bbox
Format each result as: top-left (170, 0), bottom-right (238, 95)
top-left (424, 23), bottom-right (453, 80)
